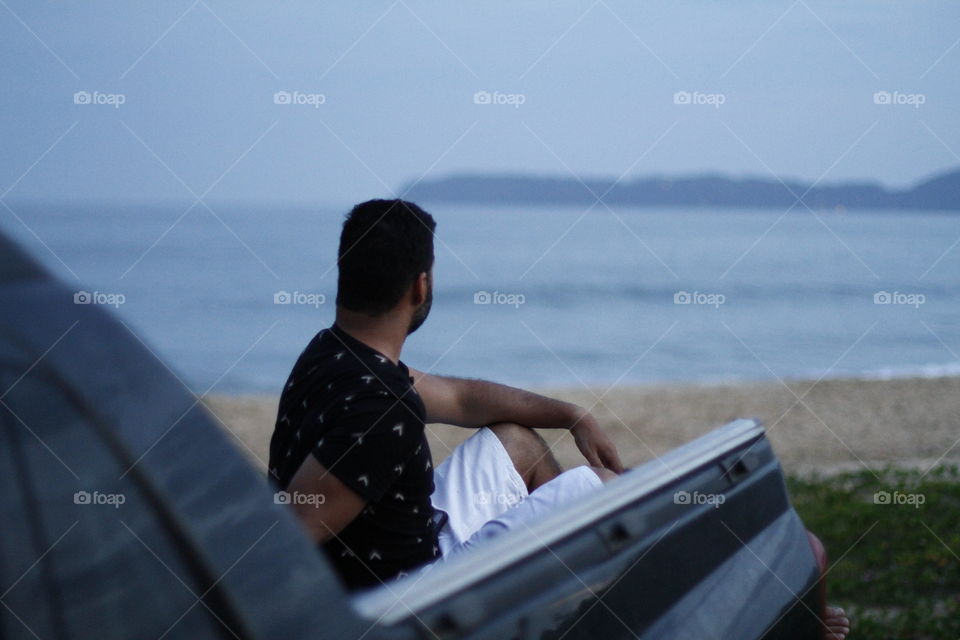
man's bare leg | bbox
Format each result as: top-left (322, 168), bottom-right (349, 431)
top-left (488, 422), bottom-right (564, 492)
top-left (488, 423), bottom-right (617, 491)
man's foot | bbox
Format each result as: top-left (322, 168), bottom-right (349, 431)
top-left (823, 605), bottom-right (850, 639)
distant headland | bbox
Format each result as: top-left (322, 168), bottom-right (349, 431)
top-left (403, 166), bottom-right (960, 211)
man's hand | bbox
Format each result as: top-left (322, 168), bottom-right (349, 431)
top-left (569, 409), bottom-right (624, 474)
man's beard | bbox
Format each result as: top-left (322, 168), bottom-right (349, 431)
top-left (407, 286), bottom-right (432, 335)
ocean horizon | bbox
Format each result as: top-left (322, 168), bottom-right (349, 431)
top-left (4, 200), bottom-right (958, 394)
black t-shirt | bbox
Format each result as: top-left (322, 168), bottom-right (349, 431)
top-left (268, 324), bottom-right (439, 589)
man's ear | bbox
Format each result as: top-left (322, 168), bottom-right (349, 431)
top-left (411, 272), bottom-right (429, 306)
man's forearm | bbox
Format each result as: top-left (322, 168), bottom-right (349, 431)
top-left (451, 377), bottom-right (585, 430)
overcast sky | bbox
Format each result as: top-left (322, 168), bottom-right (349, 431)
top-left (2, 1), bottom-right (958, 207)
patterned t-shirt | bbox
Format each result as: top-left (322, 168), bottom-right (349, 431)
top-left (268, 323), bottom-right (439, 589)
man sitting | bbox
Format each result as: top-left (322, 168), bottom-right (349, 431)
top-left (265, 198), bottom-right (851, 640)
top-left (268, 199), bottom-right (622, 590)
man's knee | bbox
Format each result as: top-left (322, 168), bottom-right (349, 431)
top-left (487, 422), bottom-right (560, 480)
top-left (487, 422), bottom-right (548, 466)
top-left (488, 422), bottom-right (546, 452)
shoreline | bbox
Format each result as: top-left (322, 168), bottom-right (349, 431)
top-left (204, 375), bottom-right (960, 478)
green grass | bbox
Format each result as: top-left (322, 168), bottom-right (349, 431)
top-left (787, 465), bottom-right (960, 639)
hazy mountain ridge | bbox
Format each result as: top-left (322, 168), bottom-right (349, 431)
top-left (404, 167), bottom-right (960, 211)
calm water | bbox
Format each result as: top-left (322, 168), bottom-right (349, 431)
top-left (3, 202), bottom-right (958, 393)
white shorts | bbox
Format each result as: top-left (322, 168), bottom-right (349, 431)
top-left (428, 426), bottom-right (604, 563)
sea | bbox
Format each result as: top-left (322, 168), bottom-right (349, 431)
top-left (3, 202), bottom-right (958, 394)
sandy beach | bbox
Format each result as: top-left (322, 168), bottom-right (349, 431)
top-left (205, 375), bottom-right (960, 478)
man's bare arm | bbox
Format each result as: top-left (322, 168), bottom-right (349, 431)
top-left (409, 368), bottom-right (579, 428)
top-left (408, 368), bottom-right (624, 472)
top-left (285, 455), bottom-right (366, 544)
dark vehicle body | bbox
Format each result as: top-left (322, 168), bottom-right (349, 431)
top-left (0, 230), bottom-right (825, 639)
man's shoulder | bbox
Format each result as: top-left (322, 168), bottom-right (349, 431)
top-left (282, 327), bottom-right (424, 425)
top-left (299, 329), bottom-right (406, 381)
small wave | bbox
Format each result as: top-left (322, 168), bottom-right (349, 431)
top-left (849, 362), bottom-right (960, 381)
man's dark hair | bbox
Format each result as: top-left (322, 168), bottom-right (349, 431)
top-left (336, 199), bottom-right (436, 315)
